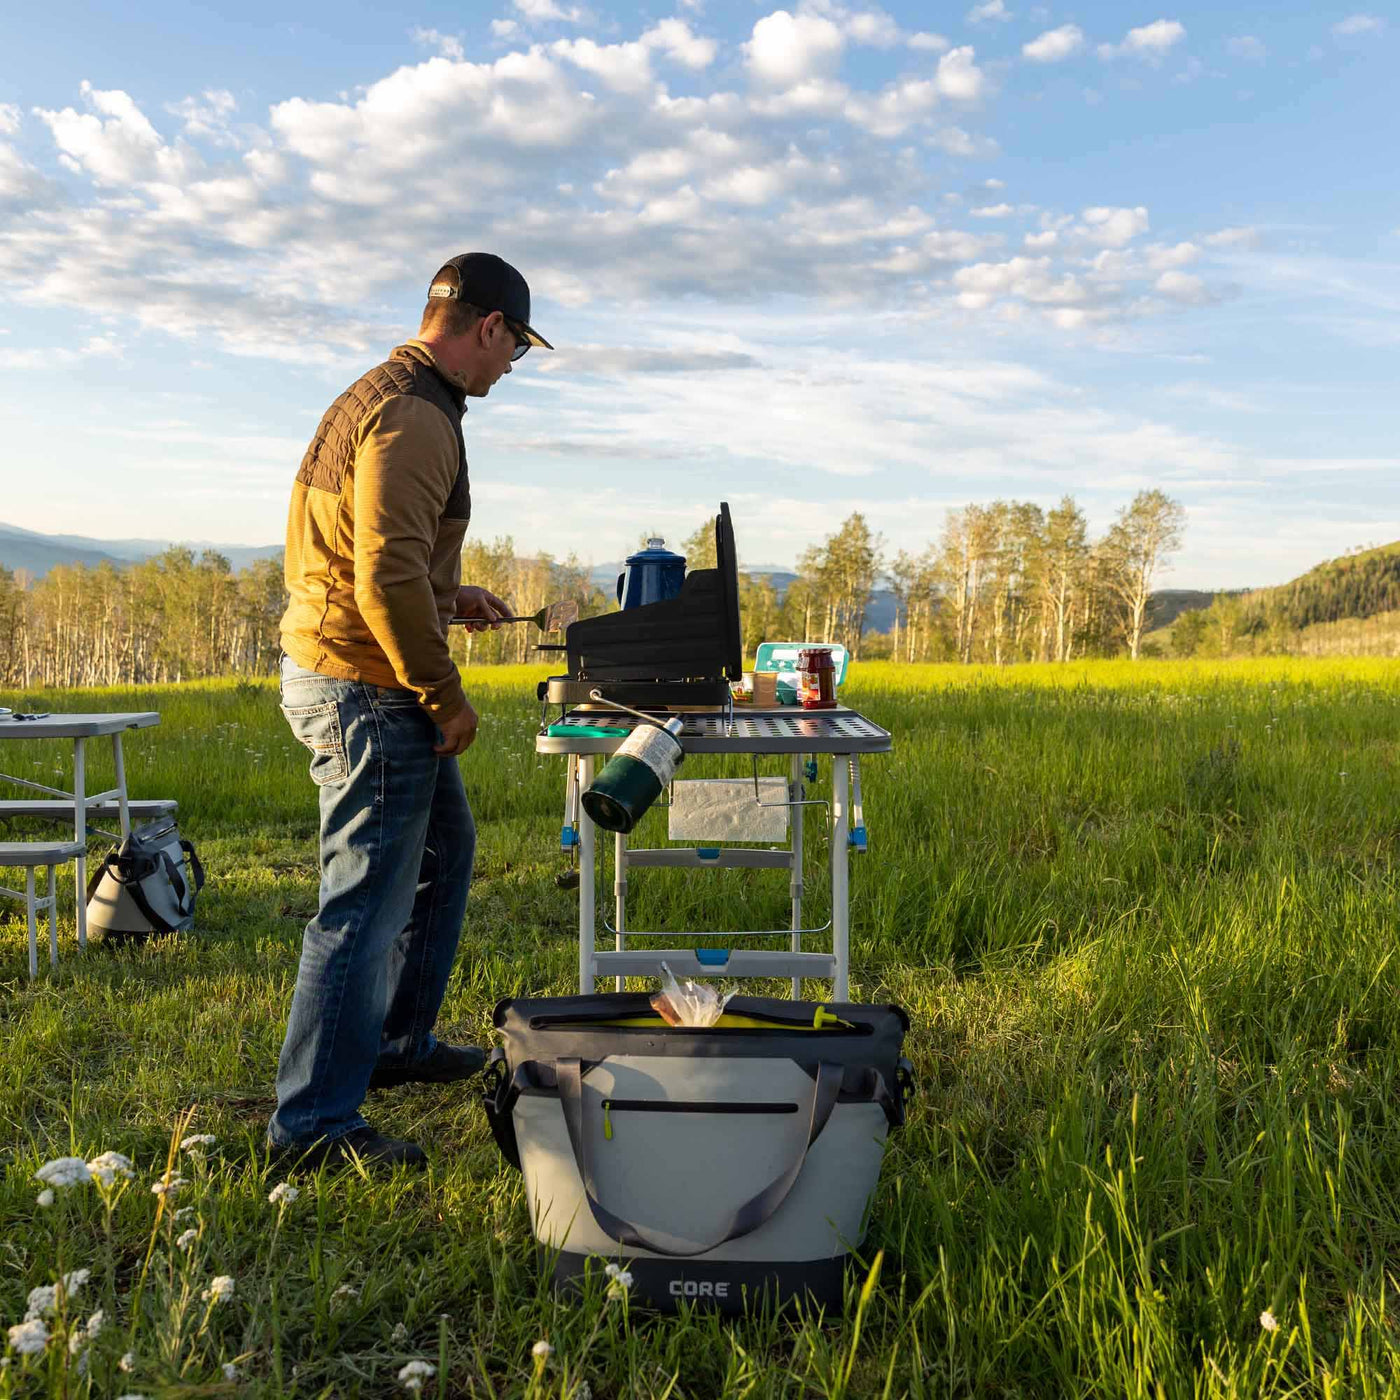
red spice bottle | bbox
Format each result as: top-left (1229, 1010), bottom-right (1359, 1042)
top-left (797, 647), bottom-right (838, 709)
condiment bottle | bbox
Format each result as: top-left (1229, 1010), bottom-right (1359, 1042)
top-left (797, 647), bottom-right (837, 709)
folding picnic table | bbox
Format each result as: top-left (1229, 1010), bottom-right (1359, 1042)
top-left (0, 712), bottom-right (161, 948)
top-left (536, 706), bottom-right (891, 998)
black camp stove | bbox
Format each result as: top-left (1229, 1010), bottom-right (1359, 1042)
top-left (538, 502), bottom-right (743, 715)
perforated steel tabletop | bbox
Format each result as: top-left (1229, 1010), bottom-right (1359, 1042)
top-left (535, 706), bottom-right (891, 755)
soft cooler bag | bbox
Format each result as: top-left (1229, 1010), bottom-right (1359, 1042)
top-left (481, 993), bottom-right (913, 1313)
top-left (85, 818), bottom-right (205, 944)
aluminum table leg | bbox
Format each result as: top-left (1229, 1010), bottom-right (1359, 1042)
top-left (831, 751), bottom-right (849, 1000)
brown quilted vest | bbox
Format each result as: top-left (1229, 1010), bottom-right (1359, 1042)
top-left (296, 343), bottom-right (470, 522)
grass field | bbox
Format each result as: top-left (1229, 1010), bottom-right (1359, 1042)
top-left (3, 657), bottom-right (1400, 1397)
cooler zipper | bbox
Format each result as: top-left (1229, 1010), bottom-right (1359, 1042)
top-left (602, 1098), bottom-right (798, 1141)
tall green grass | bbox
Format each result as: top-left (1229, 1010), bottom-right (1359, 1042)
top-left (2, 658), bottom-right (1399, 1396)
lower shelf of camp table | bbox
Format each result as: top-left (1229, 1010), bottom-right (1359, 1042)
top-left (590, 949), bottom-right (836, 980)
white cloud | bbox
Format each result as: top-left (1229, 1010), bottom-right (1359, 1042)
top-left (935, 47), bottom-right (986, 101)
top-left (551, 37), bottom-right (655, 94)
top-left (971, 202), bottom-right (1013, 217)
top-left (953, 255), bottom-right (1096, 313)
top-left (844, 79), bottom-right (938, 136)
top-left (1024, 230), bottom-right (1056, 249)
top-left (966, 0), bottom-right (1012, 23)
top-left (1333, 14), bottom-right (1385, 35)
top-left (491, 19), bottom-right (522, 38)
top-left (1145, 241), bottom-right (1200, 270)
top-left (1226, 35), bottom-right (1267, 61)
top-left (745, 11), bottom-right (845, 87)
top-left (0, 335), bottom-right (119, 371)
top-left (166, 89), bottom-right (238, 145)
top-left (1079, 205), bottom-right (1149, 246)
top-left (641, 19), bottom-right (717, 69)
top-left (0, 103), bottom-right (21, 135)
top-left (1155, 270), bottom-right (1213, 304)
top-left (1204, 226), bottom-right (1259, 248)
top-left (1097, 19), bottom-right (1186, 61)
top-left (513, 0), bottom-right (587, 24)
top-left (36, 82), bottom-right (195, 186)
top-left (908, 31), bottom-right (950, 51)
top-left (1023, 25), bottom-right (1084, 62)
top-left (410, 27), bottom-right (465, 61)
top-left (845, 10), bottom-right (901, 47)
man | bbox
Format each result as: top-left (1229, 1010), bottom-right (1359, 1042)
top-left (269, 253), bottom-right (552, 1169)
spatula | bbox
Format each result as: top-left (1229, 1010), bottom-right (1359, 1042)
top-left (449, 599), bottom-right (579, 632)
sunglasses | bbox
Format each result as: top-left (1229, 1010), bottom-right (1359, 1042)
top-left (502, 316), bottom-right (531, 362)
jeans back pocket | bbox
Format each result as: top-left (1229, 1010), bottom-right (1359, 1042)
top-left (281, 699), bottom-right (349, 786)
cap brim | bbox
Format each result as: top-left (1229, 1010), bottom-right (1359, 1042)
top-left (518, 320), bottom-right (552, 350)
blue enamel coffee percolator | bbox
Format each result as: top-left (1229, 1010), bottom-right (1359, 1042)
top-left (616, 538), bottom-right (685, 611)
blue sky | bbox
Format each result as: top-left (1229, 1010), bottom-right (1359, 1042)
top-left (0, 0), bottom-right (1395, 587)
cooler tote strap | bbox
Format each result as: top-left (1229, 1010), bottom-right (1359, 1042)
top-left (554, 1056), bottom-right (842, 1259)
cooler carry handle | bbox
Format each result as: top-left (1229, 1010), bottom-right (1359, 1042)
top-left (554, 1056), bottom-right (843, 1259)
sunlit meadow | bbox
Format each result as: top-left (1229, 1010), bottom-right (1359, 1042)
top-left (3, 658), bottom-right (1400, 1396)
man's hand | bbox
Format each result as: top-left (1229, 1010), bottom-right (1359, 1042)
top-left (454, 585), bottom-right (511, 632)
top-left (434, 699), bottom-right (480, 756)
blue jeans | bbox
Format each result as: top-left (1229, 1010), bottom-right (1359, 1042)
top-left (269, 656), bottom-right (476, 1147)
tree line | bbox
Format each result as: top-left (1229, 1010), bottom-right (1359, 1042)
top-left (0, 488), bottom-right (1186, 688)
top-left (772, 489), bottom-right (1186, 664)
top-left (0, 549), bottom-right (286, 689)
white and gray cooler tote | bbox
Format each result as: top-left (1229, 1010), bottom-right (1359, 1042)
top-left (482, 993), bottom-right (913, 1312)
top-left (84, 818), bottom-right (205, 944)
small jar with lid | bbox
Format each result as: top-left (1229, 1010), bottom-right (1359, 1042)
top-left (796, 647), bottom-right (838, 709)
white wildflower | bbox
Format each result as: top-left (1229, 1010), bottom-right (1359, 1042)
top-left (35, 1157), bottom-right (91, 1189)
top-left (85, 1310), bottom-right (105, 1340)
top-left (222, 1362), bottom-right (241, 1381)
top-left (119, 1351), bottom-right (136, 1373)
top-left (69, 1331), bottom-right (87, 1356)
top-left (151, 1175), bottom-right (188, 1198)
top-left (180, 1134), bottom-right (217, 1153)
top-left (1260, 1309), bottom-right (1279, 1333)
top-left (604, 1263), bottom-right (620, 1279)
top-left (332, 1283), bottom-right (360, 1306)
top-left (268, 1181), bottom-right (300, 1206)
top-left (398, 1360), bottom-right (436, 1393)
top-left (6, 1318), bottom-right (49, 1355)
top-left (62, 1268), bottom-right (91, 1293)
top-left (116, 1394), bottom-right (152, 1400)
top-left (573, 1385), bottom-right (592, 1400)
top-left (36, 1188), bottom-right (55, 1209)
top-left (87, 1151), bottom-right (134, 1186)
top-left (174, 1207), bottom-right (195, 1221)
top-left (391, 1322), bottom-right (409, 1344)
top-left (202, 1275), bottom-right (236, 1305)
top-left (25, 1285), bottom-right (57, 1319)
top-left (532, 1339), bottom-right (553, 1360)
top-left (176, 1228), bottom-right (199, 1250)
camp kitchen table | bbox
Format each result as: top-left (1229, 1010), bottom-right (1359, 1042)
top-left (536, 706), bottom-right (892, 998)
top-left (0, 712), bottom-right (161, 948)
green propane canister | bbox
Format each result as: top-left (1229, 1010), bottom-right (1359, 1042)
top-left (580, 716), bottom-right (685, 833)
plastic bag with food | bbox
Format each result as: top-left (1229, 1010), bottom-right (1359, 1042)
top-left (649, 961), bottom-right (735, 1027)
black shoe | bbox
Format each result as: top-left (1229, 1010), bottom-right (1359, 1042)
top-left (368, 1042), bottom-right (487, 1091)
top-left (272, 1127), bottom-right (427, 1171)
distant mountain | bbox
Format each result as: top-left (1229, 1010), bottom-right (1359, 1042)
top-left (0, 522), bottom-right (282, 579)
top-left (1143, 589), bottom-right (1247, 632)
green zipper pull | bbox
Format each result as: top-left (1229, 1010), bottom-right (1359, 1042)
top-left (813, 1005), bottom-right (856, 1030)
top-left (603, 1101), bottom-right (613, 1141)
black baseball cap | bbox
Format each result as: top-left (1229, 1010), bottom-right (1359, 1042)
top-left (427, 252), bottom-right (552, 350)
